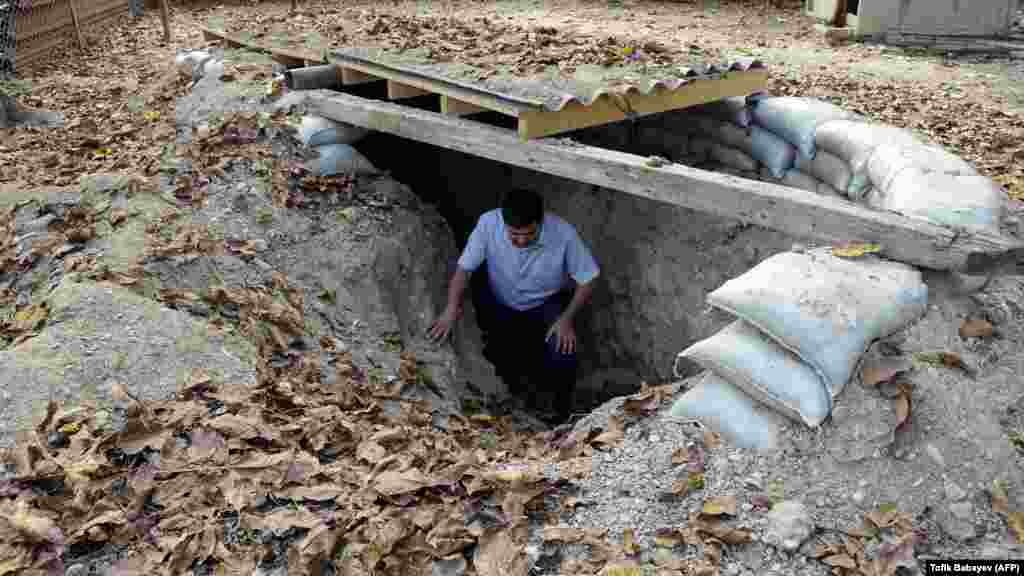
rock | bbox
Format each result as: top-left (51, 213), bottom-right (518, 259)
top-left (926, 443), bottom-right (946, 468)
top-left (939, 501), bottom-right (977, 542)
top-left (763, 501), bottom-right (814, 551)
top-left (945, 481), bottom-right (967, 502)
top-left (432, 554), bottom-right (467, 576)
top-left (64, 564), bottom-right (87, 576)
top-left (949, 501), bottom-right (974, 521)
top-left (852, 490), bottom-right (865, 504)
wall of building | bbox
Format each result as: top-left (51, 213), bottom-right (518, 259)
top-left (806, 0), bottom-right (1015, 39)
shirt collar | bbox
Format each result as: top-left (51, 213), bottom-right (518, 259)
top-left (500, 211), bottom-right (546, 250)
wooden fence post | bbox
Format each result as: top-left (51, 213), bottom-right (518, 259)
top-left (68, 0), bottom-right (86, 50)
top-left (160, 0), bottom-right (171, 43)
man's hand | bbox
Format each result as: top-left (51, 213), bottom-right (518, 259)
top-left (546, 317), bottom-right (577, 355)
top-left (427, 305), bottom-right (461, 343)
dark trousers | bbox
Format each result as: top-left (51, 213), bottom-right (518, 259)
top-left (472, 268), bottom-right (577, 417)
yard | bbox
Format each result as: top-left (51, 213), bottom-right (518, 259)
top-left (2, 1), bottom-right (1024, 575)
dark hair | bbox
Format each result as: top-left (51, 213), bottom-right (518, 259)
top-left (501, 188), bottom-right (544, 228)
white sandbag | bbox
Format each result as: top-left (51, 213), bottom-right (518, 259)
top-left (710, 120), bottom-right (753, 153)
top-left (678, 320), bottom-right (831, 427)
top-left (710, 143), bottom-right (758, 173)
top-left (751, 97), bottom-right (859, 159)
top-left (794, 149), bottom-right (852, 194)
top-left (866, 143), bottom-right (977, 194)
top-left (749, 125), bottom-right (797, 179)
top-left (305, 144), bottom-right (379, 176)
top-left (298, 116), bottom-right (370, 148)
top-left (689, 137), bottom-right (715, 163)
top-left (866, 170), bottom-right (1008, 233)
top-left (780, 169), bottom-right (819, 194)
top-left (201, 59), bottom-right (224, 81)
top-left (175, 50), bottom-right (214, 80)
top-left (814, 120), bottom-right (922, 196)
top-left (669, 371), bottom-right (787, 450)
top-left (706, 249), bottom-right (928, 403)
top-left (697, 96), bottom-right (753, 128)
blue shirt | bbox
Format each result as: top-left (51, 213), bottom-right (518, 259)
top-left (457, 209), bottom-right (600, 311)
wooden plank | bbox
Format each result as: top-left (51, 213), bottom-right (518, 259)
top-left (339, 66), bottom-right (380, 85)
top-left (333, 57), bottom-right (533, 117)
top-left (304, 90), bottom-right (1023, 273)
top-left (441, 95), bottom-right (489, 116)
top-left (387, 81), bottom-right (433, 100)
top-left (517, 69), bottom-right (768, 140)
top-left (199, 26), bottom-right (324, 67)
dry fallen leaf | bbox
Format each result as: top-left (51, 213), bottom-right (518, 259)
top-left (1010, 512), bottom-right (1024, 544)
top-left (654, 528), bottom-right (684, 548)
top-left (914, 351), bottom-right (975, 376)
top-left (894, 389), bottom-right (912, 430)
top-left (591, 413), bottom-right (625, 449)
top-left (473, 528), bottom-right (531, 576)
top-left (1, 500), bottom-right (63, 544)
top-left (702, 429), bottom-right (721, 449)
top-left (861, 356), bottom-right (913, 387)
top-left (991, 480), bottom-right (1011, 516)
top-left (959, 318), bottom-right (994, 339)
top-left (823, 554), bottom-right (858, 569)
top-left (702, 495), bottom-right (737, 517)
top-left (622, 528), bottom-right (639, 556)
top-left (831, 243), bottom-right (883, 258)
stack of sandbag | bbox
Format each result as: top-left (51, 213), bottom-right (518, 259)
top-left (813, 120), bottom-right (1009, 233)
top-left (295, 115), bottom-right (379, 177)
top-left (663, 96), bottom-right (843, 192)
top-left (670, 248), bottom-right (928, 450)
top-left (670, 94), bottom-right (1011, 234)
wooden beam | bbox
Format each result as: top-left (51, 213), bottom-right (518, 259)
top-left (303, 90), bottom-right (1023, 274)
top-left (159, 0), bottom-right (171, 43)
top-left (68, 0), bottom-right (86, 50)
top-left (332, 57), bottom-right (533, 117)
top-left (339, 66), bottom-right (380, 85)
top-left (517, 69), bottom-right (768, 140)
top-left (441, 95), bottom-right (489, 116)
top-left (387, 81), bottom-right (432, 100)
top-left (199, 26), bottom-right (323, 67)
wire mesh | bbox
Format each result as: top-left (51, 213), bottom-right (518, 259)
top-left (0, 0), bottom-right (17, 77)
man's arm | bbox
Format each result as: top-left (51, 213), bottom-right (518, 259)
top-left (559, 279), bottom-right (594, 324)
top-left (446, 266), bottom-right (471, 314)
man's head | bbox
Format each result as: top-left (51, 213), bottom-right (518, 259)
top-left (502, 188), bottom-right (543, 248)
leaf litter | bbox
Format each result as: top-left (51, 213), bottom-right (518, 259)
top-left (5, 2), bottom-right (1023, 574)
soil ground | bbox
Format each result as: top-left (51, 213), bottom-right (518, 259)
top-left (3, 2), bottom-right (1024, 575)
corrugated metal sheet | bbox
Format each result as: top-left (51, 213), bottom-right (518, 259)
top-left (333, 46), bottom-right (766, 113)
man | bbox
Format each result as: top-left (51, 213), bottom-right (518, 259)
top-left (428, 188), bottom-right (600, 421)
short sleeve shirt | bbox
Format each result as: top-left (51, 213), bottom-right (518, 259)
top-left (457, 209), bottom-right (600, 311)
